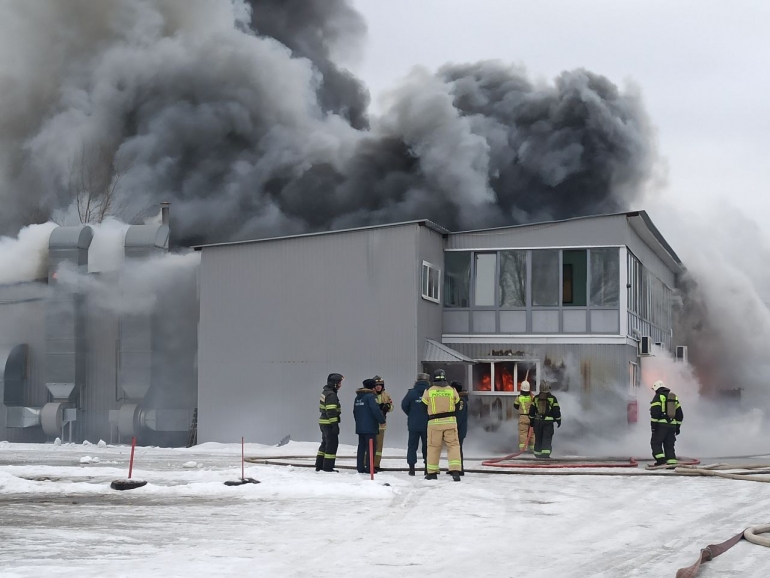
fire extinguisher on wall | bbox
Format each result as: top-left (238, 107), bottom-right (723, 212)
top-left (627, 400), bottom-right (638, 424)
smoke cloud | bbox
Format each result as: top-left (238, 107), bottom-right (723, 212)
top-left (0, 0), bottom-right (657, 246)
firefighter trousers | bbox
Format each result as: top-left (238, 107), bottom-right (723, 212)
top-left (316, 424), bottom-right (339, 471)
top-left (374, 427), bottom-right (386, 468)
top-left (518, 417), bottom-right (534, 450)
top-left (533, 420), bottom-right (554, 457)
top-left (426, 423), bottom-right (462, 473)
top-left (651, 424), bottom-right (677, 464)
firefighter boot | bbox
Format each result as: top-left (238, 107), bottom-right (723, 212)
top-left (408, 465), bottom-right (416, 476)
top-left (425, 473), bottom-right (438, 480)
top-left (451, 472), bottom-right (461, 482)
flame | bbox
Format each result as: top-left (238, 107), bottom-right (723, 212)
top-left (476, 373), bottom-right (491, 391)
top-left (496, 366), bottom-right (515, 391)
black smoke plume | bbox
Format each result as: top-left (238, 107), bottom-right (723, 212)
top-left (0, 0), bottom-right (656, 246)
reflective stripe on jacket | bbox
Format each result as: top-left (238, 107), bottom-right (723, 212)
top-left (650, 387), bottom-right (683, 426)
top-left (528, 392), bottom-right (561, 426)
top-left (514, 394), bottom-right (534, 421)
top-left (375, 391), bottom-right (393, 431)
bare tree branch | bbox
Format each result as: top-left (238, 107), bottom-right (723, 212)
top-left (68, 140), bottom-right (131, 224)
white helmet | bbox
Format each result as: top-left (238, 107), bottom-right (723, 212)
top-left (520, 381), bottom-right (530, 393)
top-left (652, 379), bottom-right (665, 390)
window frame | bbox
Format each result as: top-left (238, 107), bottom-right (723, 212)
top-left (421, 260), bottom-right (442, 304)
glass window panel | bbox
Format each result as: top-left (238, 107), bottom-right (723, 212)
top-left (590, 248), bottom-right (620, 306)
top-left (443, 252), bottom-right (471, 307)
top-left (498, 250), bottom-right (527, 307)
top-left (562, 250), bottom-right (587, 306)
top-left (495, 362), bottom-right (516, 392)
top-left (531, 250), bottom-right (559, 307)
top-left (474, 253), bottom-right (496, 307)
top-left (472, 363), bottom-right (492, 392)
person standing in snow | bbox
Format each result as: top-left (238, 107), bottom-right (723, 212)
top-left (372, 375), bottom-right (392, 472)
top-left (528, 381), bottom-right (561, 458)
top-left (353, 378), bottom-right (386, 473)
top-left (649, 380), bottom-right (684, 467)
top-left (401, 372), bottom-right (431, 476)
top-left (422, 369), bottom-right (462, 481)
top-left (450, 380), bottom-right (468, 476)
top-left (513, 381), bottom-right (535, 452)
top-left (316, 373), bottom-right (343, 472)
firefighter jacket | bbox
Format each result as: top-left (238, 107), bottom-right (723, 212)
top-left (650, 387), bottom-right (683, 427)
top-left (456, 391), bottom-right (469, 440)
top-left (513, 393), bottom-right (534, 422)
top-left (421, 384), bottom-right (460, 426)
top-left (375, 390), bottom-right (393, 430)
top-left (319, 385), bottom-right (341, 426)
top-left (401, 380), bottom-right (430, 432)
top-left (353, 388), bottom-right (386, 435)
top-left (528, 392), bottom-right (561, 426)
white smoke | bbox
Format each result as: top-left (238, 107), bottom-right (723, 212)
top-left (0, 222), bottom-right (57, 284)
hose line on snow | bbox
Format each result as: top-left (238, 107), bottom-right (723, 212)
top-left (676, 525), bottom-right (770, 578)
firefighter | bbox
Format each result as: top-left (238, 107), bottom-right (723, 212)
top-left (450, 380), bottom-right (468, 475)
top-left (528, 381), bottom-right (561, 458)
top-left (353, 378), bottom-right (386, 473)
top-left (316, 373), bottom-right (343, 472)
top-left (513, 380), bottom-right (535, 452)
top-left (650, 380), bottom-right (684, 467)
top-left (372, 375), bottom-right (393, 472)
top-left (401, 372), bottom-right (430, 476)
top-left (422, 369), bottom-right (462, 481)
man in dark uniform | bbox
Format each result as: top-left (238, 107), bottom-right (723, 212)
top-left (650, 380), bottom-right (684, 467)
top-left (353, 378), bottom-right (385, 473)
top-left (316, 373), bottom-right (343, 472)
top-left (401, 373), bottom-right (430, 476)
top-left (528, 381), bottom-right (561, 458)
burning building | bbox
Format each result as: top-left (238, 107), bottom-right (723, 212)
top-left (194, 209), bottom-right (684, 445)
top-left (0, 207), bottom-right (198, 445)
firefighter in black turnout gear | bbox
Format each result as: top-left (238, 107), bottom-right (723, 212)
top-left (649, 380), bottom-right (684, 467)
top-left (528, 381), bottom-right (561, 458)
top-left (316, 373), bottom-right (343, 472)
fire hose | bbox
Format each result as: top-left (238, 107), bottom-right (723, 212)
top-left (480, 427), bottom-right (700, 469)
top-left (675, 525), bottom-right (770, 578)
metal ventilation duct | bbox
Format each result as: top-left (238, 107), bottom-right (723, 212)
top-left (0, 344), bottom-right (28, 406)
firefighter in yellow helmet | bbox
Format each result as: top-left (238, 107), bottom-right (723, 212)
top-left (372, 375), bottom-right (392, 472)
top-left (422, 369), bottom-right (462, 481)
top-left (513, 380), bottom-right (535, 452)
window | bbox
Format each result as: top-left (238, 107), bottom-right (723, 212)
top-left (531, 250), bottom-right (559, 307)
top-left (421, 261), bottom-right (441, 303)
top-left (590, 248), bottom-right (619, 306)
top-left (562, 250), bottom-right (587, 306)
top-left (443, 252), bottom-right (471, 307)
top-left (473, 253), bottom-right (496, 306)
top-left (499, 250), bottom-right (527, 307)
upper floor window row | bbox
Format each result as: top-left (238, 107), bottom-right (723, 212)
top-left (444, 248), bottom-right (620, 309)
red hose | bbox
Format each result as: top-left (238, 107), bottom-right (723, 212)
top-left (481, 427), bottom-right (700, 469)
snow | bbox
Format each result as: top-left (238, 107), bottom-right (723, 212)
top-left (1, 441), bottom-right (770, 577)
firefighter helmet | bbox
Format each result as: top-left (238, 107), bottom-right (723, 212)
top-left (520, 380), bottom-right (531, 393)
top-left (432, 369), bottom-right (447, 383)
top-left (540, 381), bottom-right (551, 393)
top-left (373, 375), bottom-right (384, 388)
top-left (327, 373), bottom-right (344, 386)
top-left (652, 379), bottom-right (665, 390)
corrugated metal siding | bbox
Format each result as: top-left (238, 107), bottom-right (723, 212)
top-left (625, 226), bottom-right (675, 287)
top-left (416, 225), bottom-right (446, 367)
top-left (447, 214), bottom-right (628, 250)
top-left (81, 304), bottom-right (120, 443)
top-left (198, 223), bottom-right (424, 446)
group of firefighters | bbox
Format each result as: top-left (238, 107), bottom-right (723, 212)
top-left (317, 371), bottom-right (684, 478)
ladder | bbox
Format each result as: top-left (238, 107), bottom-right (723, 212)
top-left (186, 408), bottom-right (198, 448)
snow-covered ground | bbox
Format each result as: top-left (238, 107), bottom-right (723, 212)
top-left (1, 440), bottom-right (769, 577)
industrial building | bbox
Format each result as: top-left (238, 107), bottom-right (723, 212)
top-left (0, 206), bottom-right (198, 445)
top-left (195, 210), bottom-right (683, 446)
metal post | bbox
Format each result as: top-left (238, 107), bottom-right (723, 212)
top-left (128, 436), bottom-right (136, 479)
top-left (369, 438), bottom-right (375, 480)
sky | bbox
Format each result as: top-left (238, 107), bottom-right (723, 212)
top-left (3, 440), bottom-right (770, 577)
top-left (350, 0), bottom-right (770, 223)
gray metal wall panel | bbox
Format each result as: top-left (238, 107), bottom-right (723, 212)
top-left (447, 215), bottom-right (629, 250)
top-left (416, 224), bottom-right (446, 372)
top-left (81, 304), bottom-right (120, 444)
top-left (198, 224), bottom-right (424, 446)
top-left (625, 226), bottom-right (676, 287)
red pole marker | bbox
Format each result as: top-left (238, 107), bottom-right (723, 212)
top-left (241, 436), bottom-right (245, 480)
top-left (369, 437), bottom-right (375, 480)
top-left (128, 436), bottom-right (136, 479)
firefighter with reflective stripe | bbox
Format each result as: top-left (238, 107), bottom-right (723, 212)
top-left (353, 379), bottom-right (386, 473)
top-left (528, 381), bottom-right (561, 458)
top-left (372, 375), bottom-right (393, 471)
top-left (450, 380), bottom-right (468, 476)
top-left (316, 373), bottom-right (343, 472)
top-left (513, 380), bottom-right (535, 452)
top-left (649, 380), bottom-right (684, 466)
top-left (421, 369), bottom-right (462, 481)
